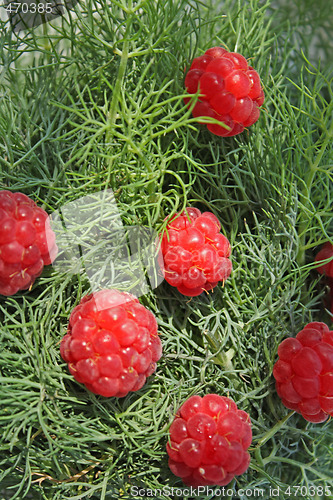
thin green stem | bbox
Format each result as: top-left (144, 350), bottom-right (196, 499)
top-left (255, 411), bottom-right (295, 448)
top-left (105, 1), bottom-right (133, 152)
top-left (103, 5), bottom-right (156, 195)
top-left (105, 41), bottom-right (130, 143)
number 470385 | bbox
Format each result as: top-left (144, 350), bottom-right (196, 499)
top-left (285, 485), bottom-right (331, 496)
top-left (5, 3), bottom-right (53, 13)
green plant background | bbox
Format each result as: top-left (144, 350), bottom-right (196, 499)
top-left (0, 0), bottom-right (332, 499)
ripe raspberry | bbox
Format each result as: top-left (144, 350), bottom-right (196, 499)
top-left (184, 47), bottom-right (264, 137)
top-left (273, 322), bottom-right (333, 423)
top-left (60, 289), bottom-right (162, 397)
top-left (315, 242), bottom-right (333, 277)
top-left (0, 190), bottom-right (58, 296)
top-left (166, 394), bottom-right (252, 487)
top-left (160, 207), bottom-right (232, 296)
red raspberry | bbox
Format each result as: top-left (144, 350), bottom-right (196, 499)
top-left (161, 207), bottom-right (232, 296)
top-left (0, 190), bottom-right (58, 296)
top-left (273, 322), bottom-right (333, 423)
top-left (315, 242), bottom-right (333, 277)
top-left (60, 289), bottom-right (162, 398)
top-left (167, 394), bottom-right (252, 487)
top-left (184, 47), bottom-right (265, 137)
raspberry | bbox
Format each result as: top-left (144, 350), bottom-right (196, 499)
top-left (60, 289), bottom-right (162, 397)
top-left (167, 394), bottom-right (252, 487)
top-left (161, 207), bottom-right (232, 296)
top-left (273, 322), bottom-right (333, 423)
top-left (315, 242), bottom-right (333, 277)
top-left (0, 190), bottom-right (58, 296)
top-left (184, 47), bottom-right (264, 137)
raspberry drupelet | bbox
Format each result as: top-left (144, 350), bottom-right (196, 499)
top-left (314, 243), bottom-right (333, 314)
top-left (167, 394), bottom-right (252, 487)
top-left (315, 242), bottom-right (333, 278)
top-left (184, 46), bottom-right (265, 137)
top-left (60, 289), bottom-right (162, 397)
top-left (273, 322), bottom-right (333, 423)
top-left (161, 207), bottom-right (232, 296)
top-left (0, 190), bottom-right (58, 296)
